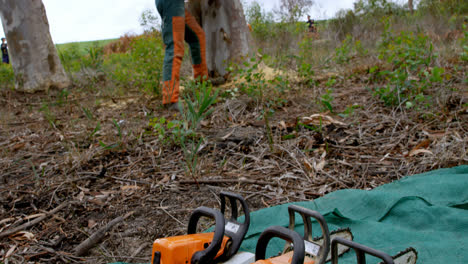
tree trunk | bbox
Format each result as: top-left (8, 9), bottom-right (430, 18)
top-left (187, 0), bottom-right (251, 78)
top-left (0, 0), bottom-right (70, 92)
top-left (408, 0), bottom-right (414, 14)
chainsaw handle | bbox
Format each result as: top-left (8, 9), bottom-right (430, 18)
top-left (287, 205), bottom-right (330, 264)
top-left (255, 226), bottom-right (305, 264)
top-left (187, 207), bottom-right (225, 264)
top-left (219, 191), bottom-right (251, 259)
top-left (220, 191), bottom-right (250, 224)
top-left (331, 237), bottom-right (394, 264)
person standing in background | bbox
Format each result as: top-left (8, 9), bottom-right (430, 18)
top-left (306, 15), bottom-right (316, 33)
top-left (155, 0), bottom-right (208, 111)
top-left (1, 38), bottom-right (9, 64)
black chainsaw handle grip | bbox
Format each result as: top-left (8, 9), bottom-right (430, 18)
top-left (187, 207), bottom-right (225, 264)
top-left (220, 191), bottom-right (250, 223)
top-left (219, 191), bottom-right (251, 259)
top-left (288, 205), bottom-right (330, 264)
top-left (255, 226), bottom-right (305, 264)
top-left (331, 237), bottom-right (394, 264)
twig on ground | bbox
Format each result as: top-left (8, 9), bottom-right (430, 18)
top-left (0, 202), bottom-right (68, 239)
top-left (126, 242), bottom-right (150, 263)
top-left (74, 212), bottom-right (134, 257)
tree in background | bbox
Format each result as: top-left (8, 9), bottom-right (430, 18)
top-left (278, 0), bottom-right (314, 23)
top-left (0, 0), bottom-right (70, 92)
top-left (187, 0), bottom-right (252, 78)
top-left (408, 0), bottom-right (414, 13)
top-left (353, 0), bottom-right (403, 17)
top-left (140, 8), bottom-right (161, 33)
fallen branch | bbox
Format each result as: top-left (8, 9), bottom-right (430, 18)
top-left (179, 178), bottom-right (280, 186)
top-left (0, 202), bottom-right (68, 239)
top-left (74, 212), bottom-right (133, 257)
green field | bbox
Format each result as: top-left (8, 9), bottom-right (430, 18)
top-left (56, 38), bottom-right (117, 55)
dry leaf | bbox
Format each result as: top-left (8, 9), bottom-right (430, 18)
top-left (88, 219), bottom-right (97, 229)
top-left (121, 185), bottom-right (141, 192)
top-left (94, 193), bottom-right (110, 201)
top-left (10, 231), bottom-right (35, 241)
top-left (422, 130), bottom-right (447, 139)
top-left (76, 191), bottom-right (85, 202)
top-left (315, 159), bottom-right (327, 171)
top-left (0, 218), bottom-right (16, 225)
top-left (314, 151), bottom-right (327, 171)
top-left (221, 129), bottom-right (235, 140)
top-left (5, 245), bottom-right (17, 259)
top-left (413, 139), bottom-right (431, 150)
top-left (159, 175), bottom-right (170, 184)
top-left (77, 186), bottom-right (90, 193)
top-left (24, 213), bottom-right (46, 221)
top-left (407, 139), bottom-right (433, 157)
top-left (11, 142), bottom-right (25, 151)
top-left (200, 120), bottom-right (210, 127)
top-left (318, 185), bottom-right (331, 195)
top-left (88, 199), bottom-right (105, 206)
top-left (302, 114), bottom-right (346, 126)
top-left (279, 121), bottom-right (287, 130)
top-left (409, 149), bottom-right (434, 157)
top-left (303, 159), bottom-right (313, 171)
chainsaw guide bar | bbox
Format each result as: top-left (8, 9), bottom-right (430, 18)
top-left (313, 228), bottom-right (354, 262)
top-left (387, 247), bottom-right (418, 264)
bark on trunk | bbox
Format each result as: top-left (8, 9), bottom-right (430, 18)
top-left (188, 0), bottom-right (251, 77)
top-left (0, 0), bottom-right (70, 92)
top-left (408, 0), bottom-right (414, 14)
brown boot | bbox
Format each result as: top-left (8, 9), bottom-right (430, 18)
top-left (164, 102), bottom-right (181, 112)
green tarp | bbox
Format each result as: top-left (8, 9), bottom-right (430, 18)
top-left (113, 165), bottom-right (468, 264)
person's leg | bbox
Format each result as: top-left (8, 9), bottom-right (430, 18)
top-left (156, 0), bottom-right (186, 105)
top-left (184, 10), bottom-right (208, 81)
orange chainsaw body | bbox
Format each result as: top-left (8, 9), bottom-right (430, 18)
top-left (253, 252), bottom-right (315, 264)
top-left (151, 232), bottom-right (230, 264)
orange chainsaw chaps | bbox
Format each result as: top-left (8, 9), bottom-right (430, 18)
top-left (151, 233), bottom-right (230, 264)
top-left (253, 251), bottom-right (315, 264)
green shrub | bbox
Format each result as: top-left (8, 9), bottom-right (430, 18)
top-left (329, 0), bottom-right (404, 41)
top-left (462, 24), bottom-right (468, 62)
top-left (0, 63), bottom-right (14, 90)
top-left (354, 0), bottom-right (404, 17)
top-left (104, 33), bottom-right (164, 95)
top-left (328, 10), bottom-right (360, 41)
top-left (232, 56), bottom-right (266, 99)
top-left (335, 35), bottom-right (354, 64)
top-left (81, 44), bottom-right (104, 70)
top-left (418, 0), bottom-right (468, 18)
top-left (373, 22), bottom-right (442, 108)
top-left (57, 42), bottom-right (82, 72)
top-left (57, 41), bottom-right (106, 72)
top-left (245, 1), bottom-right (277, 42)
top-left (129, 33), bottom-right (164, 94)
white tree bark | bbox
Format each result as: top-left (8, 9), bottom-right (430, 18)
top-left (188, 0), bottom-right (252, 77)
top-left (0, 0), bottom-right (70, 92)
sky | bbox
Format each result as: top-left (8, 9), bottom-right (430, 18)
top-left (0, 0), bottom-right (357, 44)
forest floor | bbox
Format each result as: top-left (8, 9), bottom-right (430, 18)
top-left (0, 62), bottom-right (467, 263)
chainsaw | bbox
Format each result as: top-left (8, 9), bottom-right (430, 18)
top-left (151, 191), bottom-right (250, 264)
top-left (330, 237), bottom-right (418, 264)
top-left (251, 205), bottom-right (417, 264)
top-left (152, 196), bottom-right (416, 264)
top-left (251, 205), bottom-right (353, 264)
